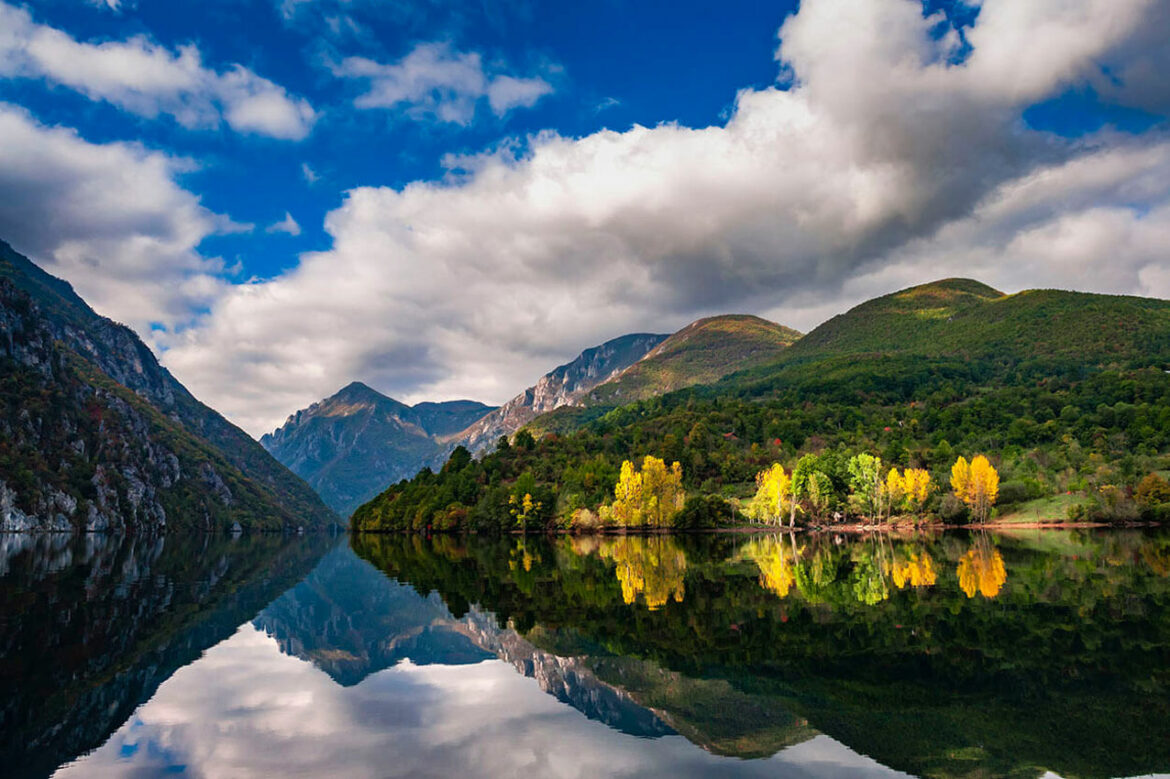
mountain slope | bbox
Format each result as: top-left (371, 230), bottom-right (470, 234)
top-left (586, 315), bottom-right (801, 405)
top-left (455, 332), bottom-right (668, 453)
top-left (261, 382), bottom-right (494, 516)
top-left (721, 278), bottom-right (1170, 396)
top-left (0, 241), bottom-right (335, 531)
top-left (352, 277), bottom-right (1170, 533)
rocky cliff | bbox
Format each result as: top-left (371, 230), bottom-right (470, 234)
top-left (0, 241), bottom-right (336, 531)
top-left (455, 332), bottom-right (668, 453)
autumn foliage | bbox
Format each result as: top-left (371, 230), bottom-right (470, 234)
top-left (607, 455), bottom-right (685, 527)
top-left (951, 455), bottom-right (1000, 523)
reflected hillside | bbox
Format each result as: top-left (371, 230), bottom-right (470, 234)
top-left (254, 545), bottom-right (493, 686)
top-left (0, 532), bottom-right (328, 779)
top-left (253, 543), bottom-right (676, 739)
top-left (352, 531), bottom-right (1170, 778)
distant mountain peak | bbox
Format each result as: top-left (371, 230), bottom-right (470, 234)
top-left (261, 386), bottom-right (496, 516)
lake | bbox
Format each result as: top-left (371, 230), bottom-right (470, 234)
top-left (2, 529), bottom-right (1168, 778)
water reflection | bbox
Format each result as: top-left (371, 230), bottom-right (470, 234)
top-left (352, 530), bottom-right (1170, 778)
top-left (0, 532), bottom-right (327, 779)
top-left (3, 529), bottom-right (1169, 777)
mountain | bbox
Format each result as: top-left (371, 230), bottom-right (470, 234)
top-left (0, 240), bottom-right (336, 531)
top-left (585, 315), bottom-right (801, 406)
top-left (261, 382), bottom-right (494, 516)
top-left (780, 277), bottom-right (1170, 363)
top-left (455, 332), bottom-right (668, 453)
top-left (352, 277), bottom-right (1170, 533)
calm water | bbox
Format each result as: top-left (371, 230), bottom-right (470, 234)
top-left (1, 530), bottom-right (1169, 778)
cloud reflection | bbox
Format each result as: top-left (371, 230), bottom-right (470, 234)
top-left (57, 624), bottom-right (911, 778)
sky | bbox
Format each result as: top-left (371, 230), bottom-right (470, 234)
top-left (1, 0), bottom-right (1168, 436)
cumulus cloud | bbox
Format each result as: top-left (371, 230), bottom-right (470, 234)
top-left (267, 212), bottom-right (303, 236)
top-left (334, 42), bottom-right (552, 125)
top-left (155, 0), bottom-right (1170, 436)
top-left (301, 162), bottom-right (320, 184)
top-left (0, 104), bottom-right (233, 330)
top-left (0, 2), bottom-right (316, 139)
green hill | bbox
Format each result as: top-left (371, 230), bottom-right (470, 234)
top-left (351, 276), bottom-right (1170, 534)
top-left (782, 278), bottom-right (1170, 364)
top-left (586, 315), bottom-right (801, 405)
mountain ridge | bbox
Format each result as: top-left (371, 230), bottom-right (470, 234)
top-left (0, 241), bottom-right (335, 531)
top-left (584, 314), bottom-right (801, 406)
top-left (260, 382), bottom-right (495, 517)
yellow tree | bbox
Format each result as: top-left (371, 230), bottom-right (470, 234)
top-left (610, 460), bottom-right (644, 526)
top-left (885, 468), bottom-right (906, 521)
top-left (957, 541), bottom-right (1007, 598)
top-left (902, 468), bottom-right (934, 515)
top-left (748, 464), bottom-right (792, 526)
top-left (609, 456), bottom-right (685, 527)
top-left (951, 455), bottom-right (1000, 523)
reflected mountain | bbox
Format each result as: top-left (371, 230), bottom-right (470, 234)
top-left (253, 544), bottom-right (675, 739)
top-left (0, 531), bottom-right (329, 779)
top-left (352, 531), bottom-right (1170, 778)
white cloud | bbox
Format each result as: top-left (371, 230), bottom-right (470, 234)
top-left (302, 162), bottom-right (320, 184)
top-left (335, 42), bottom-right (553, 125)
top-left (151, 0), bottom-right (1170, 436)
top-left (0, 104), bottom-right (232, 330)
top-left (0, 2), bottom-right (316, 140)
top-left (267, 212), bottom-right (303, 236)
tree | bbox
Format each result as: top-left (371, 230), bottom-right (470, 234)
top-left (885, 468), bottom-right (906, 521)
top-left (886, 467), bottom-right (934, 518)
top-left (952, 455), bottom-right (1000, 523)
top-left (609, 455), bottom-right (685, 527)
top-left (902, 468), bottom-right (934, 515)
top-left (807, 471), bottom-right (835, 520)
top-left (790, 454), bottom-right (824, 526)
top-left (1136, 473), bottom-right (1170, 507)
top-left (748, 463), bottom-right (792, 526)
top-left (847, 453), bottom-right (883, 520)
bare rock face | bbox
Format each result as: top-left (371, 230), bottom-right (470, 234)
top-left (455, 332), bottom-right (668, 454)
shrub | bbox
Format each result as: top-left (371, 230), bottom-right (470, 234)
top-left (675, 494), bottom-right (737, 529)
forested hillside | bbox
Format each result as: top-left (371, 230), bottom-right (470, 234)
top-left (352, 279), bottom-right (1170, 533)
top-left (0, 241), bottom-right (336, 531)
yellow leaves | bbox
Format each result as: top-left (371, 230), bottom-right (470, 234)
top-left (749, 463), bottom-right (792, 525)
top-left (890, 549), bottom-right (937, 588)
top-left (951, 455), bottom-right (1000, 522)
top-left (609, 456), bottom-right (685, 527)
top-left (885, 467), bottom-right (906, 509)
top-left (883, 467), bottom-right (934, 518)
top-left (508, 492), bottom-right (541, 525)
top-left (902, 468), bottom-right (934, 510)
top-left (741, 536), bottom-right (799, 598)
top-left (597, 536), bottom-right (687, 610)
top-left (957, 543), bottom-right (1007, 598)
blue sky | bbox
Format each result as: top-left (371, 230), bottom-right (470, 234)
top-left (11, 0), bottom-right (798, 280)
top-left (1, 0), bottom-right (1168, 434)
